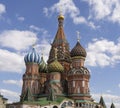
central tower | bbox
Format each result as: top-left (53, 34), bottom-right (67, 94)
top-left (48, 14), bottom-right (71, 80)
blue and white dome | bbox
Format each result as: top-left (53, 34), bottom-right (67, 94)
top-left (24, 48), bottom-right (40, 64)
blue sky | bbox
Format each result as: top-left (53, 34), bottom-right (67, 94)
top-left (0, 0), bottom-right (120, 107)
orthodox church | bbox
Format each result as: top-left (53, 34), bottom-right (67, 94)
top-left (7, 13), bottom-right (115, 108)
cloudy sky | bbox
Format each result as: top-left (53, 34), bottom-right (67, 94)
top-left (0, 0), bottom-right (120, 107)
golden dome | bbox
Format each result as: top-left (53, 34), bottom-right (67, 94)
top-left (58, 14), bottom-right (64, 20)
top-left (48, 60), bottom-right (64, 73)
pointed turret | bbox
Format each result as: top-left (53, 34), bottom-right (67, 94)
top-left (110, 103), bottom-right (115, 108)
top-left (99, 96), bottom-right (106, 108)
top-left (48, 13), bottom-right (71, 63)
top-left (48, 13), bottom-right (71, 80)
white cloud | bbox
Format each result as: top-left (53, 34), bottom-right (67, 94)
top-left (0, 89), bottom-right (20, 103)
top-left (86, 38), bottom-right (120, 67)
top-left (106, 90), bottom-right (112, 93)
top-left (88, 21), bottom-right (100, 29)
top-left (29, 25), bottom-right (41, 31)
top-left (85, 0), bottom-right (120, 24)
top-left (118, 84), bottom-right (120, 88)
top-left (43, 0), bottom-right (98, 29)
top-left (29, 25), bottom-right (51, 62)
top-left (43, 7), bottom-right (49, 16)
top-left (0, 27), bottom-right (51, 73)
top-left (44, 0), bottom-right (85, 24)
top-left (0, 3), bottom-right (6, 15)
top-left (3, 80), bottom-right (23, 87)
top-left (43, 0), bottom-right (95, 29)
top-left (36, 39), bottom-right (51, 62)
top-left (0, 30), bottom-right (37, 51)
top-left (0, 49), bottom-right (25, 73)
top-left (17, 16), bottom-right (25, 21)
top-left (92, 93), bottom-right (120, 108)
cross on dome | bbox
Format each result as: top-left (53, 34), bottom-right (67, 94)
top-left (32, 43), bottom-right (36, 48)
top-left (76, 31), bottom-right (80, 42)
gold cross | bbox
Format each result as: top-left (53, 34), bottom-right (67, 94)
top-left (76, 31), bottom-right (80, 42)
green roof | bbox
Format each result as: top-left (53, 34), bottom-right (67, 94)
top-left (110, 103), bottom-right (115, 108)
top-left (19, 97), bottom-right (73, 106)
top-left (99, 96), bottom-right (107, 108)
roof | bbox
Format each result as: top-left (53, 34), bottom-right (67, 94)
top-left (16, 97), bottom-right (73, 106)
top-left (110, 103), bottom-right (115, 108)
top-left (99, 96), bottom-right (107, 108)
top-left (71, 41), bottom-right (87, 58)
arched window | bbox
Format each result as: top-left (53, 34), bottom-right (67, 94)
top-left (53, 106), bottom-right (58, 108)
top-left (77, 87), bottom-right (80, 93)
top-left (73, 81), bottom-right (75, 87)
top-left (68, 101), bottom-right (73, 106)
top-left (82, 81), bottom-right (85, 87)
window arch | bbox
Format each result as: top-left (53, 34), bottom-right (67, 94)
top-left (53, 106), bottom-right (58, 108)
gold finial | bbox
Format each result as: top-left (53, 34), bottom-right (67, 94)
top-left (41, 47), bottom-right (45, 57)
top-left (32, 43), bottom-right (36, 48)
top-left (76, 31), bottom-right (80, 42)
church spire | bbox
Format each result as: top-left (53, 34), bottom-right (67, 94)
top-left (48, 12), bottom-right (71, 64)
top-left (99, 96), bottom-right (107, 108)
top-left (47, 12), bottom-right (71, 81)
top-left (110, 103), bottom-right (115, 108)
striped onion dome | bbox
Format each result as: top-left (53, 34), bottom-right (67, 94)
top-left (24, 48), bottom-right (40, 64)
top-left (39, 56), bottom-right (47, 73)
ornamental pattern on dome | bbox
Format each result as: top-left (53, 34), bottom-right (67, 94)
top-left (48, 60), bottom-right (64, 73)
top-left (68, 67), bottom-right (90, 75)
top-left (24, 48), bottom-right (40, 64)
top-left (39, 56), bottom-right (47, 73)
top-left (71, 41), bottom-right (87, 58)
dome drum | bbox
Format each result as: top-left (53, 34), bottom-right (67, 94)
top-left (68, 67), bottom-right (90, 75)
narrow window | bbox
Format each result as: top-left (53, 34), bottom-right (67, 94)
top-left (73, 81), bottom-right (75, 87)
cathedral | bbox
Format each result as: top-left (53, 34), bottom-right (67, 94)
top-left (7, 13), bottom-right (115, 108)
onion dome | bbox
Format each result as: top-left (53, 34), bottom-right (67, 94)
top-left (24, 48), bottom-right (40, 64)
top-left (71, 41), bottom-right (87, 58)
top-left (39, 56), bottom-right (47, 73)
top-left (48, 60), bottom-right (64, 73)
top-left (48, 48), bottom-right (64, 73)
top-left (58, 14), bottom-right (64, 20)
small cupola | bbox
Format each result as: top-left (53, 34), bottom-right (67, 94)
top-left (71, 41), bottom-right (87, 58)
top-left (39, 55), bottom-right (47, 73)
top-left (70, 32), bottom-right (86, 59)
top-left (48, 48), bottom-right (64, 73)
